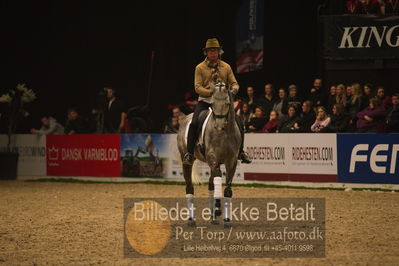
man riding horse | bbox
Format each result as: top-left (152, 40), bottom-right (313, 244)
top-left (183, 38), bottom-right (252, 165)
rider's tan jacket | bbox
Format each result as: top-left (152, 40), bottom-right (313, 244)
top-left (194, 59), bottom-right (239, 103)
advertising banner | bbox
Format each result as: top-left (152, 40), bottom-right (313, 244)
top-left (46, 134), bottom-right (120, 177)
top-left (236, 0), bottom-right (264, 73)
top-left (337, 134), bottom-right (399, 184)
top-left (243, 134), bottom-right (337, 182)
top-left (0, 134), bottom-right (46, 176)
top-left (120, 134), bottom-right (168, 178)
top-left (322, 15), bottom-right (399, 60)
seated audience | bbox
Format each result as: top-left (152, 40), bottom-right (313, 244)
top-left (335, 84), bottom-right (348, 109)
top-left (237, 102), bottom-right (253, 131)
top-left (346, 83), bottom-right (364, 132)
top-left (258, 83), bottom-right (276, 119)
top-left (242, 86), bottom-right (258, 113)
top-left (286, 84), bottom-right (302, 111)
top-left (293, 101), bottom-right (316, 133)
top-left (247, 106), bottom-right (267, 133)
top-left (356, 97), bottom-right (386, 132)
top-left (386, 93), bottom-right (399, 132)
top-left (325, 104), bottom-right (350, 133)
top-left (31, 115), bottom-right (64, 135)
top-left (233, 95), bottom-right (242, 113)
top-left (362, 83), bottom-right (374, 109)
top-left (273, 88), bottom-right (288, 120)
top-left (262, 110), bottom-right (280, 133)
top-left (180, 91), bottom-right (198, 115)
top-left (326, 85), bottom-right (337, 114)
top-left (376, 86), bottom-right (392, 110)
top-left (277, 105), bottom-right (300, 133)
top-left (171, 106), bottom-right (186, 125)
top-left (384, 0), bottom-right (399, 14)
top-left (164, 116), bottom-right (179, 133)
top-left (308, 78), bottom-right (326, 109)
top-left (64, 108), bottom-right (91, 135)
top-left (311, 106), bottom-right (331, 133)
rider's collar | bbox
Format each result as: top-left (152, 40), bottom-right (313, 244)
top-left (205, 58), bottom-right (220, 69)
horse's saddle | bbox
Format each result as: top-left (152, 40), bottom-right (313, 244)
top-left (185, 108), bottom-right (212, 153)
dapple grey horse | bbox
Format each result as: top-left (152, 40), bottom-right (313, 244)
top-left (177, 82), bottom-right (241, 227)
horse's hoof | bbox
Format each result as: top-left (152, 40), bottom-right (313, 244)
top-left (224, 218), bottom-right (233, 228)
top-left (214, 209), bottom-right (222, 217)
top-left (211, 219), bottom-right (219, 225)
top-left (188, 219), bottom-right (196, 227)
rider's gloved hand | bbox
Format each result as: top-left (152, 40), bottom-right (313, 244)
top-left (230, 87), bottom-right (238, 96)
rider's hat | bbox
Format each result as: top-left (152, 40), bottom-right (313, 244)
top-left (203, 38), bottom-right (224, 55)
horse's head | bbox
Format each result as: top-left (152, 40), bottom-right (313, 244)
top-left (210, 82), bottom-right (233, 133)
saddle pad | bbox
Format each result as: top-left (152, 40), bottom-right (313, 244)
top-left (185, 107), bottom-right (212, 146)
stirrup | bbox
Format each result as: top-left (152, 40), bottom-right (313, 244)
top-left (183, 152), bottom-right (195, 165)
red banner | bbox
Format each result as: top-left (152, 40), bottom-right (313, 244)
top-left (46, 134), bottom-right (120, 177)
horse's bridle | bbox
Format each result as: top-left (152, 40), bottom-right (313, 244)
top-left (211, 82), bottom-right (231, 120)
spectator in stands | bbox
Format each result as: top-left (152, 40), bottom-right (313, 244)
top-left (180, 91), bottom-right (198, 115)
top-left (346, 84), bottom-right (352, 98)
top-left (311, 107), bottom-right (331, 133)
top-left (362, 83), bottom-right (374, 109)
top-left (386, 93), bottom-right (399, 132)
top-left (262, 110), bottom-right (280, 133)
top-left (326, 85), bottom-right (337, 114)
top-left (103, 87), bottom-right (126, 133)
top-left (242, 86), bottom-right (258, 113)
top-left (277, 105), bottom-right (300, 133)
top-left (293, 101), bottom-right (316, 133)
top-left (163, 116), bottom-right (179, 133)
top-left (237, 102), bottom-right (253, 132)
top-left (356, 97), bottom-right (386, 132)
top-left (383, 0), bottom-right (399, 14)
top-left (258, 83), bottom-right (276, 119)
top-left (64, 108), bottom-right (91, 135)
top-left (171, 106), bottom-right (186, 125)
top-left (247, 106), bottom-right (267, 133)
top-left (335, 84), bottom-right (348, 109)
top-left (287, 84), bottom-right (302, 111)
top-left (367, 0), bottom-right (385, 14)
top-left (233, 94), bottom-right (242, 113)
top-left (346, 83), bottom-right (364, 132)
top-left (272, 88), bottom-right (288, 120)
top-left (346, 0), bottom-right (367, 14)
top-left (376, 86), bottom-right (392, 110)
top-left (325, 104), bottom-right (350, 133)
top-left (308, 78), bottom-right (326, 109)
top-left (31, 115), bottom-right (64, 135)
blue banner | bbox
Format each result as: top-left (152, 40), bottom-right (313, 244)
top-left (337, 134), bottom-right (399, 184)
top-left (236, 0), bottom-right (264, 74)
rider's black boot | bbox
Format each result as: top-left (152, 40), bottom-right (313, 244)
top-left (183, 124), bottom-right (196, 165)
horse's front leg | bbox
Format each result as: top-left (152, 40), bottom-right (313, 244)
top-left (183, 163), bottom-right (195, 227)
top-left (223, 160), bottom-right (237, 228)
top-left (207, 153), bottom-right (222, 224)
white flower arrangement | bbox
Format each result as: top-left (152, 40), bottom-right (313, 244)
top-left (0, 84), bottom-right (37, 147)
top-left (0, 84), bottom-right (37, 104)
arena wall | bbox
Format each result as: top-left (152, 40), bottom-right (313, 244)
top-left (1, 133), bottom-right (398, 184)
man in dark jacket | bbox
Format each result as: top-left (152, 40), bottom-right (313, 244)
top-left (64, 108), bottom-right (91, 134)
top-left (386, 93), bottom-right (399, 133)
top-left (308, 78), bottom-right (326, 109)
top-left (104, 87), bottom-right (126, 133)
top-left (293, 101), bottom-right (315, 133)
